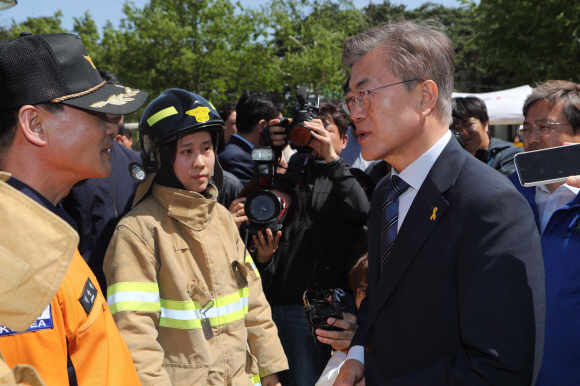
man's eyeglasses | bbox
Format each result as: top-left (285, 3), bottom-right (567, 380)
top-left (517, 120), bottom-right (574, 140)
top-left (450, 119), bottom-right (480, 134)
top-left (342, 79), bottom-right (423, 114)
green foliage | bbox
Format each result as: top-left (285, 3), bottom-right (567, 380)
top-left (7, 10), bottom-right (66, 36)
top-left (262, 0), bottom-right (366, 109)
top-left (97, 0), bottom-right (273, 121)
top-left (474, 0), bottom-right (580, 87)
top-left (73, 12), bottom-right (101, 63)
top-left (4, 0), bottom-right (578, 112)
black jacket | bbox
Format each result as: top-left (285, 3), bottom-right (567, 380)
top-left (354, 138), bottom-right (545, 385)
top-left (62, 141), bottom-right (141, 291)
top-left (217, 135), bottom-right (254, 186)
top-left (257, 155), bottom-right (370, 305)
top-left (474, 137), bottom-right (522, 176)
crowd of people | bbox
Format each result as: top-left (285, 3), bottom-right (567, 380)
top-left (1, 18), bottom-right (579, 386)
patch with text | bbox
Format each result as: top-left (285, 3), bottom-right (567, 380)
top-left (79, 278), bottom-right (98, 315)
top-left (0, 305), bottom-right (53, 337)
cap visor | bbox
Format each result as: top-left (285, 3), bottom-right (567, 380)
top-left (61, 83), bottom-right (148, 115)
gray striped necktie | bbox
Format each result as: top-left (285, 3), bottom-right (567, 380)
top-left (380, 175), bottom-right (410, 267)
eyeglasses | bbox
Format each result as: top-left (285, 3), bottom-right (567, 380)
top-left (517, 119), bottom-right (574, 140)
top-left (450, 119), bottom-right (480, 134)
top-left (342, 79), bottom-right (423, 114)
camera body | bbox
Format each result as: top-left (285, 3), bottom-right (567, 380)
top-left (244, 147), bottom-right (287, 238)
top-left (303, 288), bottom-right (345, 345)
top-left (261, 86), bottom-right (320, 151)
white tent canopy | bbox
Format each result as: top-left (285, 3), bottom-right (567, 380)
top-left (452, 85), bottom-right (533, 125)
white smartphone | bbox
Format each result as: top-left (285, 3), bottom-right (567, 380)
top-left (514, 143), bottom-right (580, 187)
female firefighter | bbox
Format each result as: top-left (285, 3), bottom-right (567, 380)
top-left (103, 89), bottom-right (288, 386)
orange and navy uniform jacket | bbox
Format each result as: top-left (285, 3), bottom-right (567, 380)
top-left (0, 177), bottom-right (140, 385)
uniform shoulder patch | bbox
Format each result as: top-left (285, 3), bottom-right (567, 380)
top-left (79, 278), bottom-right (98, 315)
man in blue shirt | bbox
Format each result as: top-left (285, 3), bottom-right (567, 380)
top-left (509, 80), bottom-right (580, 385)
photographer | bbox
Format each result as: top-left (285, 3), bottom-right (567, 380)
top-left (256, 101), bottom-right (370, 386)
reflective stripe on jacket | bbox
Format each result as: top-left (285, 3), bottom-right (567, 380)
top-left (104, 183), bottom-right (287, 386)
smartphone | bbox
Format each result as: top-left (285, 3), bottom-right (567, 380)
top-left (514, 143), bottom-right (580, 187)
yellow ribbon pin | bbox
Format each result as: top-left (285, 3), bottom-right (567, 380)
top-left (430, 207), bottom-right (438, 221)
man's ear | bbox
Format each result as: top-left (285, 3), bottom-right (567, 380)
top-left (341, 134), bottom-right (348, 150)
top-left (420, 80), bottom-right (438, 117)
top-left (256, 119), bottom-right (267, 133)
top-left (483, 120), bottom-right (490, 133)
top-left (18, 105), bottom-right (48, 147)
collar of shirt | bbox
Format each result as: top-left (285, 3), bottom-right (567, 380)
top-left (535, 182), bottom-right (580, 235)
top-left (232, 133), bottom-right (254, 150)
top-left (392, 130), bottom-right (452, 231)
top-left (6, 177), bottom-right (78, 232)
top-left (536, 182), bottom-right (580, 197)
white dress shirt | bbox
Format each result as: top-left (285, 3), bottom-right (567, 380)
top-left (535, 183), bottom-right (579, 235)
top-left (346, 130), bottom-right (452, 365)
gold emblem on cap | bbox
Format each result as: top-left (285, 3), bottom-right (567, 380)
top-left (186, 107), bottom-right (211, 122)
top-left (90, 85), bottom-right (140, 108)
top-left (83, 55), bottom-right (96, 69)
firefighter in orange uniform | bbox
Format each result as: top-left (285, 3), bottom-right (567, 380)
top-left (0, 32), bottom-right (148, 385)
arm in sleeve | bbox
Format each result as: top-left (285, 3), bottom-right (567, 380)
top-left (103, 224), bottom-right (172, 386)
top-left (383, 187), bottom-right (545, 385)
top-left (325, 158), bottom-right (370, 223)
top-left (236, 234), bottom-right (289, 378)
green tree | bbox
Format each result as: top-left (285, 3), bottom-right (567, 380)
top-left (100, 0), bottom-right (268, 114)
top-left (73, 12), bottom-right (102, 63)
top-left (473, 0), bottom-right (580, 88)
top-left (8, 10), bottom-right (66, 36)
top-left (262, 0), bottom-right (366, 105)
top-left (363, 1), bottom-right (499, 92)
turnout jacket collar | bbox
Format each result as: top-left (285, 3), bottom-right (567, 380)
top-left (152, 183), bottom-right (219, 231)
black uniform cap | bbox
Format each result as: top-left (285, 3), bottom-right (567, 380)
top-left (0, 32), bottom-right (148, 114)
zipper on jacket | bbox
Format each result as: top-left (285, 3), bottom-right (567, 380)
top-left (108, 176), bottom-right (118, 218)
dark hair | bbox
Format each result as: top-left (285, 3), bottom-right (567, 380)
top-left (452, 97), bottom-right (489, 124)
top-left (117, 124), bottom-right (126, 137)
top-left (235, 91), bottom-right (281, 134)
top-left (349, 254), bottom-right (368, 294)
top-left (0, 103), bottom-right (64, 161)
top-left (523, 80), bottom-right (580, 134)
top-left (319, 101), bottom-right (348, 139)
top-left (123, 127), bottom-right (133, 140)
top-left (98, 70), bottom-right (124, 86)
top-left (218, 102), bottom-right (236, 122)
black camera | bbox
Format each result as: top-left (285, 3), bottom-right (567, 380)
top-left (303, 288), bottom-right (345, 345)
top-left (262, 86), bottom-right (320, 151)
top-left (244, 147), bottom-right (287, 238)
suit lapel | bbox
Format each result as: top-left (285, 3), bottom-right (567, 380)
top-left (366, 138), bottom-right (465, 331)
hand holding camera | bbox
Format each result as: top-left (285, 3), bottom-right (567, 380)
top-left (253, 228), bottom-right (282, 264)
top-left (306, 119), bottom-right (340, 163)
top-left (315, 312), bottom-right (358, 353)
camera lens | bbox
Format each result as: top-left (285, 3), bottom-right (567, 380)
top-left (250, 195), bottom-right (276, 221)
top-left (290, 125), bottom-right (311, 147)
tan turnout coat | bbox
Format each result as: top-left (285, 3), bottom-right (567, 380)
top-left (104, 183), bottom-right (288, 386)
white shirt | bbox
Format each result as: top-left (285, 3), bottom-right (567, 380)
top-left (535, 183), bottom-right (579, 235)
top-left (346, 130), bottom-right (452, 365)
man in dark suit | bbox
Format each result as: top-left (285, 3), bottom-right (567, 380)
top-left (334, 20), bottom-right (545, 385)
top-left (218, 91), bottom-right (282, 185)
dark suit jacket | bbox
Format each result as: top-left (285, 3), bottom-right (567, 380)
top-left (217, 135), bottom-right (254, 186)
top-left (354, 138), bottom-right (545, 385)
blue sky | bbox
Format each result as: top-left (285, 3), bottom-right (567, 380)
top-left (1, 0), bottom-right (467, 33)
